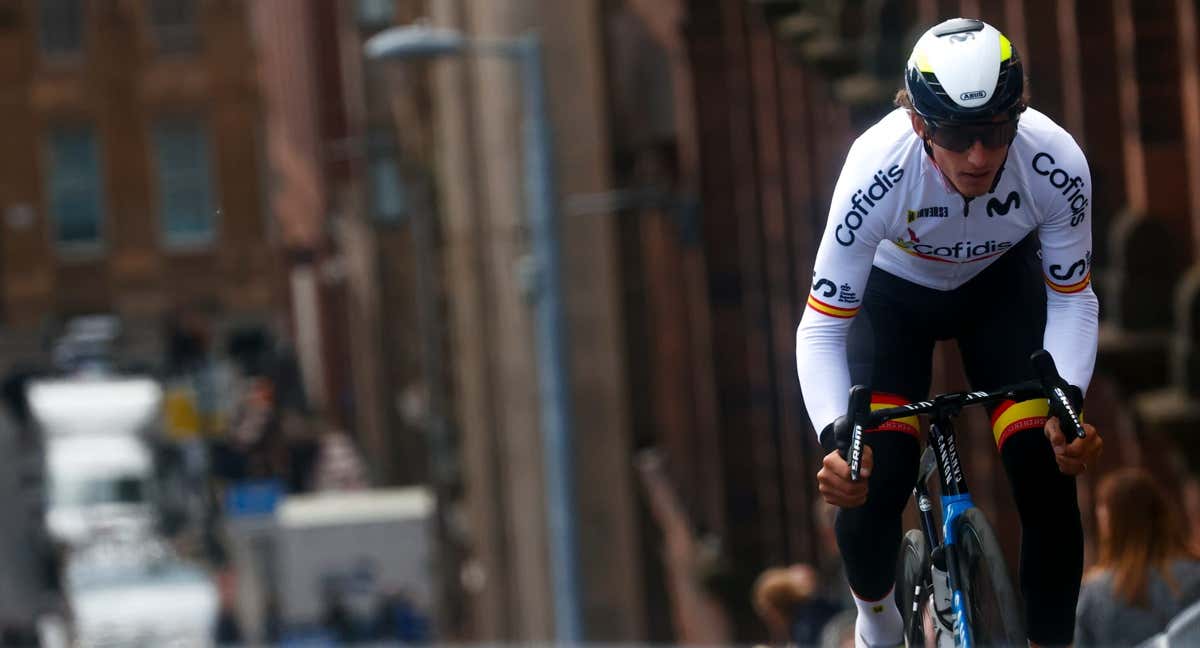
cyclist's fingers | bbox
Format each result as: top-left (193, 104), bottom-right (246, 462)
top-left (816, 478), bottom-right (850, 501)
top-left (1055, 454), bottom-right (1086, 475)
top-left (1062, 425), bottom-right (1103, 460)
top-left (822, 449), bottom-right (853, 481)
top-left (1043, 416), bottom-right (1066, 450)
top-left (1061, 428), bottom-right (1097, 456)
top-left (816, 465), bottom-right (859, 494)
top-left (820, 487), bottom-right (867, 509)
top-left (817, 464), bottom-right (868, 500)
top-left (817, 478), bottom-right (865, 507)
top-left (860, 444), bottom-right (874, 479)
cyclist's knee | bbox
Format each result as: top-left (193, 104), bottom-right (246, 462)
top-left (833, 431), bottom-right (919, 599)
top-left (1001, 427), bottom-right (1080, 522)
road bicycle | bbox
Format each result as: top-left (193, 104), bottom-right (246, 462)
top-left (841, 350), bottom-right (1086, 648)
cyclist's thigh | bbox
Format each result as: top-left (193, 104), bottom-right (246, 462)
top-left (956, 234), bottom-right (1046, 390)
top-left (847, 267), bottom-right (940, 403)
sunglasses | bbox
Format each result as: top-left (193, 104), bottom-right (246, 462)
top-left (924, 118), bottom-right (1020, 153)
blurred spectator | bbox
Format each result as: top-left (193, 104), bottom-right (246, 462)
top-left (753, 564), bottom-right (837, 644)
top-left (1, 365), bottom-right (41, 428)
top-left (312, 431), bottom-right (368, 492)
top-left (213, 324), bottom-right (320, 494)
top-left (1075, 468), bottom-right (1200, 646)
top-left (634, 448), bottom-right (732, 644)
top-left (752, 498), bottom-right (853, 647)
top-left (162, 304), bottom-right (238, 548)
top-left (373, 588), bottom-right (431, 642)
top-left (214, 563), bottom-right (243, 646)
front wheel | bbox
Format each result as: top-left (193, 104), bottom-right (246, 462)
top-left (954, 508), bottom-right (1025, 647)
top-left (896, 529), bottom-right (931, 648)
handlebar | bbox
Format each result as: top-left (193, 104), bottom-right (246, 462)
top-left (844, 349), bottom-right (1087, 481)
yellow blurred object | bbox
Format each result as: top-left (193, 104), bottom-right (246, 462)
top-left (164, 385), bottom-right (201, 441)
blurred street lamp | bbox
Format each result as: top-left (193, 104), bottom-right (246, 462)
top-left (365, 23), bottom-right (582, 642)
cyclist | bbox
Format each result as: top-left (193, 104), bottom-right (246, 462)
top-left (794, 18), bottom-right (1104, 648)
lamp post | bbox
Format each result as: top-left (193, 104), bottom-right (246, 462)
top-left (365, 24), bottom-right (582, 642)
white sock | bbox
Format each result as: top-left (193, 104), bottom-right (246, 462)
top-left (852, 587), bottom-right (903, 648)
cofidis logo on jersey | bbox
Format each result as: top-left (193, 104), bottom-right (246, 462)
top-left (1032, 152), bottom-right (1088, 226)
top-left (893, 236), bottom-right (1014, 262)
top-left (836, 164), bottom-right (904, 245)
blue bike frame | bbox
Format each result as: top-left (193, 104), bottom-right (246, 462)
top-left (927, 415), bottom-right (978, 648)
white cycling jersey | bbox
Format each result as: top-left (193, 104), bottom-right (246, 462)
top-left (795, 107), bottom-right (1099, 434)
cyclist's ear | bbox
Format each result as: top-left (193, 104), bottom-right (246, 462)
top-left (910, 112), bottom-right (926, 138)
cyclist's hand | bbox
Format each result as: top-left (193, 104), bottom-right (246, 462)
top-left (1044, 416), bottom-right (1102, 475)
top-left (817, 444), bottom-right (873, 508)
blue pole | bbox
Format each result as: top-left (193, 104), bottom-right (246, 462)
top-left (517, 33), bottom-right (583, 641)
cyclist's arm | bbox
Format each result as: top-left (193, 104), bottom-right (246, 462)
top-left (796, 144), bottom-right (897, 436)
top-left (1035, 137), bottom-right (1099, 395)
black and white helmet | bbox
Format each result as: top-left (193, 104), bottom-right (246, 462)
top-left (904, 18), bottom-right (1025, 125)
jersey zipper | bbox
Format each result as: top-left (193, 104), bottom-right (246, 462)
top-left (957, 197), bottom-right (974, 284)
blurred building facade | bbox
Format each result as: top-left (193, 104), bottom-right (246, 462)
top-left (0, 0), bottom-right (278, 367)
top-left (247, 0), bottom-right (452, 491)
top-left (0, 0), bottom-right (427, 486)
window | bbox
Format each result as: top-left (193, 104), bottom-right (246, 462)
top-left (368, 130), bottom-right (406, 223)
top-left (39, 0), bottom-right (84, 58)
top-left (153, 119), bottom-right (216, 247)
top-left (46, 126), bottom-right (105, 249)
top-left (149, 0), bottom-right (200, 53)
top-left (357, 0), bottom-right (394, 29)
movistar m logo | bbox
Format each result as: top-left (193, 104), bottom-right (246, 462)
top-left (986, 191), bottom-right (1021, 217)
top-left (836, 164), bottom-right (905, 246)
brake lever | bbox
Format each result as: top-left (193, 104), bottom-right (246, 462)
top-left (846, 385), bottom-right (871, 481)
top-left (1031, 350), bottom-right (1086, 440)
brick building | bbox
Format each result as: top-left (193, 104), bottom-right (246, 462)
top-left (0, 0), bottom-right (278, 368)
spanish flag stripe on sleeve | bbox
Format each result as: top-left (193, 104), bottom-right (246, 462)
top-left (992, 398), bottom-right (1049, 448)
top-left (807, 295), bottom-right (860, 319)
top-left (1045, 271), bottom-right (1091, 294)
top-left (868, 393), bottom-right (919, 437)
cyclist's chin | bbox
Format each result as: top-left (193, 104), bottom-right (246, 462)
top-left (952, 173), bottom-right (995, 197)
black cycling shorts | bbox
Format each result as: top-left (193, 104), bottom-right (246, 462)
top-left (834, 234), bottom-right (1083, 645)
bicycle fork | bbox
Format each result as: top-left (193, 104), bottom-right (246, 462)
top-left (922, 416), bottom-right (978, 648)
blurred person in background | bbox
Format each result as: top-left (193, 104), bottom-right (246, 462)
top-left (752, 498), bottom-right (854, 647)
top-left (211, 324), bottom-right (321, 494)
top-left (311, 430), bottom-right (368, 492)
top-left (753, 564), bottom-right (839, 646)
top-left (162, 303), bottom-right (238, 550)
top-left (796, 17), bottom-right (1102, 647)
top-left (634, 448), bottom-right (732, 644)
top-left (1074, 468), bottom-right (1200, 646)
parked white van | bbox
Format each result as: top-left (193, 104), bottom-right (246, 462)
top-left (27, 378), bottom-right (162, 547)
top-left (44, 434), bottom-right (156, 547)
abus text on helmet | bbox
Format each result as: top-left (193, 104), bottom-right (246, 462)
top-left (1032, 152), bottom-right (1088, 227)
top-left (836, 164), bottom-right (905, 246)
